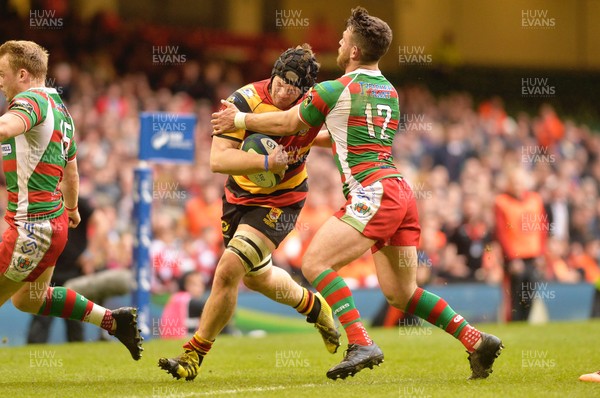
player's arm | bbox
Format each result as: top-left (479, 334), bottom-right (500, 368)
top-left (212, 100), bottom-right (308, 137)
top-left (312, 129), bottom-right (332, 148)
top-left (61, 159), bottom-right (81, 228)
top-left (1, 92), bottom-right (48, 140)
top-left (0, 112), bottom-right (27, 141)
top-left (210, 136), bottom-right (287, 175)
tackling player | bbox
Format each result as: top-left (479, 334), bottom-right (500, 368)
top-left (0, 40), bottom-right (142, 360)
top-left (212, 8), bottom-right (503, 380)
top-left (158, 44), bottom-right (340, 381)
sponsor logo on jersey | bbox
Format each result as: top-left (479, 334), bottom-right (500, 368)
top-left (11, 99), bottom-right (35, 116)
top-left (2, 144), bottom-right (12, 155)
top-left (240, 88), bottom-right (254, 99)
top-left (263, 207), bottom-right (283, 228)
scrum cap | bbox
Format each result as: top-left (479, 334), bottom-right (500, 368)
top-left (271, 46), bottom-right (319, 92)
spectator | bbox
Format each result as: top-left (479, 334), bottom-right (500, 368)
top-left (448, 194), bottom-right (494, 282)
top-left (494, 167), bottom-right (548, 321)
top-left (160, 271), bottom-right (213, 339)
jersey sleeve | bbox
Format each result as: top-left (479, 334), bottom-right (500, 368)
top-left (217, 90), bottom-right (253, 143)
top-left (7, 91), bottom-right (47, 131)
top-left (298, 80), bottom-right (341, 128)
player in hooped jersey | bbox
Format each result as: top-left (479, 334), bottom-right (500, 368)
top-left (159, 45), bottom-right (340, 381)
top-left (0, 41), bottom-right (142, 360)
top-left (212, 8), bottom-right (503, 380)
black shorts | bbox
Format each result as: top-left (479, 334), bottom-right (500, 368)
top-left (221, 198), bottom-right (305, 248)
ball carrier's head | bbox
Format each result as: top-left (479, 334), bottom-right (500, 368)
top-left (270, 43), bottom-right (319, 108)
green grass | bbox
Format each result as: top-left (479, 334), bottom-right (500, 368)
top-left (1, 321), bottom-right (599, 397)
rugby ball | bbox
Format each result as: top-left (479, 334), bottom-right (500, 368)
top-left (241, 134), bottom-right (282, 188)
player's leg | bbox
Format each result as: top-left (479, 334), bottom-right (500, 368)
top-left (303, 216), bottom-right (375, 344)
top-left (374, 245), bottom-right (485, 344)
top-left (373, 245), bottom-right (502, 379)
top-left (383, 178), bottom-right (503, 379)
top-left (243, 265), bottom-right (340, 353)
top-left (11, 264), bottom-right (143, 359)
top-left (159, 209), bottom-right (267, 381)
top-left (158, 249), bottom-right (246, 381)
top-left (301, 216), bottom-right (384, 379)
top-left (0, 276), bottom-right (24, 308)
top-left (2, 214), bottom-right (142, 360)
top-left (237, 205), bottom-right (340, 353)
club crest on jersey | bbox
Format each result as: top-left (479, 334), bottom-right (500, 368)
top-left (352, 202), bottom-right (371, 216)
top-left (221, 220), bottom-right (230, 233)
top-left (1, 144), bottom-right (12, 155)
top-left (303, 91), bottom-right (313, 107)
top-left (263, 207), bottom-right (283, 228)
top-left (12, 255), bottom-right (35, 273)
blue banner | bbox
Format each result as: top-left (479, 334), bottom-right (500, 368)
top-left (139, 112), bottom-right (196, 163)
top-left (132, 165), bottom-right (153, 340)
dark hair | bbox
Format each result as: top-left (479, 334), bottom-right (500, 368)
top-left (346, 7), bottom-right (392, 63)
top-left (271, 43), bottom-right (320, 94)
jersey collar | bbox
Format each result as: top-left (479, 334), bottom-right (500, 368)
top-left (343, 68), bottom-right (383, 77)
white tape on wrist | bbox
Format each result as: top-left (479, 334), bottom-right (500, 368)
top-left (234, 112), bottom-right (247, 130)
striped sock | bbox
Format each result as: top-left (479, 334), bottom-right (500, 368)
top-left (293, 288), bottom-right (321, 322)
top-left (184, 332), bottom-right (214, 356)
top-left (405, 287), bottom-right (482, 352)
top-left (37, 286), bottom-right (114, 332)
top-left (312, 269), bottom-right (372, 346)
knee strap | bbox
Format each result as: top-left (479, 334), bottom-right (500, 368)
top-left (226, 230), bottom-right (273, 276)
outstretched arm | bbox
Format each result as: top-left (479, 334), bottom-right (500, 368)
top-left (211, 100), bottom-right (309, 137)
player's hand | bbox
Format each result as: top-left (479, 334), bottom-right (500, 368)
top-left (268, 145), bottom-right (289, 176)
top-left (67, 209), bottom-right (81, 228)
top-left (211, 100), bottom-right (238, 135)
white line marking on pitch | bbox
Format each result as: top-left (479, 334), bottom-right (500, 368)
top-left (187, 383), bottom-right (320, 396)
top-left (123, 383), bottom-right (321, 398)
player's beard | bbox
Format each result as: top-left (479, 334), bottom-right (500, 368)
top-left (336, 47), bottom-right (350, 70)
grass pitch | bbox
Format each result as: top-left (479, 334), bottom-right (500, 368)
top-left (1, 321), bottom-right (599, 397)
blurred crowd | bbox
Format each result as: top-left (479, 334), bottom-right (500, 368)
top-left (1, 11), bottom-right (599, 304)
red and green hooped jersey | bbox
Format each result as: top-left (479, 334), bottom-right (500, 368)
top-left (3, 87), bottom-right (77, 221)
top-left (298, 69), bottom-right (401, 197)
